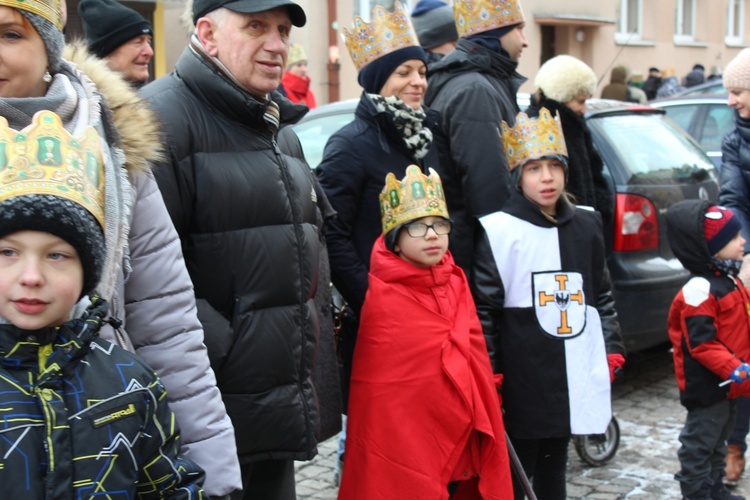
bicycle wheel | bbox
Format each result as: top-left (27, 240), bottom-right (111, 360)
top-left (573, 416), bottom-right (620, 467)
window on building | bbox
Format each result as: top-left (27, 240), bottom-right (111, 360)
top-left (675, 0), bottom-right (696, 41)
top-left (616, 0), bottom-right (642, 43)
top-left (727, 0), bottom-right (744, 45)
top-left (356, 0), bottom-right (416, 19)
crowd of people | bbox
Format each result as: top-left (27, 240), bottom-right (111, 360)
top-left (3, 0), bottom-right (750, 498)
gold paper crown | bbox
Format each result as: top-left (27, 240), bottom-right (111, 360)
top-left (501, 108), bottom-right (568, 172)
top-left (342, 1), bottom-right (420, 72)
top-left (454, 0), bottom-right (525, 38)
top-left (0, 111), bottom-right (105, 227)
top-left (379, 165), bottom-right (449, 235)
top-left (0, 0), bottom-right (63, 30)
top-left (287, 43), bottom-right (307, 68)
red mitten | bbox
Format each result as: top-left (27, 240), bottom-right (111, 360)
top-left (607, 353), bottom-right (626, 383)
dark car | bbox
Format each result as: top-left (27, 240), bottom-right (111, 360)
top-left (650, 94), bottom-right (733, 169)
top-left (293, 99), bottom-right (719, 352)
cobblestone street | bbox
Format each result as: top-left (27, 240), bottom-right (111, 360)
top-left (294, 347), bottom-right (750, 499)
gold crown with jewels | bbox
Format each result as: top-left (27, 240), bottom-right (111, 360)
top-left (0, 111), bottom-right (105, 227)
top-left (287, 43), bottom-right (307, 68)
top-left (342, 0), bottom-right (420, 71)
top-left (379, 165), bottom-right (449, 235)
top-left (0, 0), bottom-right (63, 30)
top-left (453, 0), bottom-right (525, 38)
top-left (501, 108), bottom-right (568, 172)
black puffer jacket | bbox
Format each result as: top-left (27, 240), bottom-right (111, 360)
top-left (719, 113), bottom-right (750, 252)
top-left (140, 47), bottom-right (321, 463)
top-left (425, 38), bottom-right (526, 273)
top-left (527, 96), bottom-right (614, 225)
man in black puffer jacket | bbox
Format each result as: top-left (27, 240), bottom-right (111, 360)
top-left (424, 0), bottom-right (528, 274)
top-left (140, 0), bottom-right (323, 498)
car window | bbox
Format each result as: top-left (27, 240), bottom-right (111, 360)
top-left (699, 105), bottom-right (734, 152)
top-left (591, 113), bottom-right (714, 183)
top-left (294, 112), bottom-right (355, 169)
top-left (661, 104), bottom-right (699, 132)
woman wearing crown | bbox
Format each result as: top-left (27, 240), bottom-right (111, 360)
top-left (0, 0), bottom-right (240, 495)
top-left (317, 1), bottom-right (442, 422)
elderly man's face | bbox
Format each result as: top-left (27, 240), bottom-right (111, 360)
top-left (106, 35), bottom-right (154, 85)
top-left (204, 7), bottom-right (291, 98)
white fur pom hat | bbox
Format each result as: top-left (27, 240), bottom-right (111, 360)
top-left (724, 48), bottom-right (750, 91)
top-left (534, 55), bottom-right (597, 104)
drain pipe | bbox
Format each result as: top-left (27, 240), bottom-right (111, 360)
top-left (327, 0), bottom-right (341, 103)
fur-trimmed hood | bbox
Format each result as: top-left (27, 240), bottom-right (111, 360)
top-left (62, 40), bottom-right (163, 173)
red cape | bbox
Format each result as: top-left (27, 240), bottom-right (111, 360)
top-left (339, 237), bottom-right (512, 499)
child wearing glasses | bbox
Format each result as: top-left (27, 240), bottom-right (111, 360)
top-left (472, 109), bottom-right (626, 500)
top-left (338, 166), bottom-right (513, 499)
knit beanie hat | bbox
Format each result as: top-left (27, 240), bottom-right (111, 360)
top-left (535, 55), bottom-right (597, 104)
top-left (18, 10), bottom-right (64, 72)
top-left (704, 206), bottom-right (742, 256)
top-left (287, 42), bottom-right (307, 68)
top-left (0, 195), bottom-right (104, 297)
top-left (357, 46), bottom-right (426, 94)
top-left (78, 0), bottom-right (153, 59)
top-left (411, 0), bottom-right (458, 50)
top-left (724, 48), bottom-right (750, 91)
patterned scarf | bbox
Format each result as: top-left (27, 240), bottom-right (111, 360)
top-left (368, 94), bottom-right (433, 160)
top-left (711, 257), bottom-right (743, 277)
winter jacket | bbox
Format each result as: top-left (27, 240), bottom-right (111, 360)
top-left (527, 96), bottom-right (614, 225)
top-left (719, 113), bottom-right (750, 252)
top-left (0, 298), bottom-right (205, 499)
top-left (340, 237), bottom-right (512, 499)
top-left (425, 38), bottom-right (527, 273)
top-left (281, 71), bottom-right (317, 108)
top-left (472, 191), bottom-right (625, 438)
top-left (682, 68), bottom-right (706, 88)
top-left (63, 43), bottom-right (240, 496)
top-left (140, 45), bottom-right (321, 463)
top-left (316, 93), bottom-right (441, 315)
top-left (642, 76), bottom-right (663, 100)
top-left (666, 200), bottom-right (750, 410)
top-left (600, 66), bottom-right (631, 102)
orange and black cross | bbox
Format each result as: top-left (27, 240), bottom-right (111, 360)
top-left (538, 274), bottom-right (584, 334)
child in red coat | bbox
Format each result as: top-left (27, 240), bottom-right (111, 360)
top-left (338, 165), bottom-right (513, 499)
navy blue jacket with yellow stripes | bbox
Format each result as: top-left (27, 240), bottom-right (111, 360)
top-left (0, 298), bottom-right (205, 499)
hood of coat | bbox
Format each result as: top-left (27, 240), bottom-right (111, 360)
top-left (63, 41), bottom-right (163, 174)
top-left (426, 38), bottom-right (526, 100)
top-left (369, 234), bottom-right (455, 288)
top-left (666, 199), bottom-right (715, 275)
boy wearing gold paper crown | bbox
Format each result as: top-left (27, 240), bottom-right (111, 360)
top-left (339, 165), bottom-right (513, 499)
top-left (472, 109), bottom-right (626, 499)
top-left (0, 112), bottom-right (205, 497)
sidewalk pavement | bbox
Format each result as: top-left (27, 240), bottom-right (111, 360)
top-left (295, 348), bottom-right (750, 499)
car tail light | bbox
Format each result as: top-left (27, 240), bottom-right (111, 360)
top-left (613, 193), bottom-right (659, 251)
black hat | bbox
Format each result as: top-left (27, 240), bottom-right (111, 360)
top-left (192, 0), bottom-right (306, 27)
top-left (78, 0), bottom-right (153, 59)
top-left (357, 46), bottom-right (426, 94)
top-left (0, 195), bottom-right (104, 298)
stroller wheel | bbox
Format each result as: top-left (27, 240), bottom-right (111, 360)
top-left (573, 416), bottom-right (620, 467)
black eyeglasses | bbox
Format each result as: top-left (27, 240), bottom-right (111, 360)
top-left (404, 220), bottom-right (453, 237)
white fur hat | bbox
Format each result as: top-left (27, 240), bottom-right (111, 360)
top-left (534, 55), bottom-right (597, 104)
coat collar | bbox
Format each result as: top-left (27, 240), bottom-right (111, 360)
top-left (503, 189), bottom-right (576, 228)
top-left (175, 46), bottom-right (309, 128)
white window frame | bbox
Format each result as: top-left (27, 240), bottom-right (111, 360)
top-left (615, 0), bottom-right (643, 44)
top-left (674, 0), bottom-right (696, 44)
top-left (726, 0), bottom-right (745, 46)
top-left (357, 0), bottom-right (416, 20)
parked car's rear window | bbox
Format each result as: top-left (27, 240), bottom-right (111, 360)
top-left (592, 113), bottom-right (714, 182)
